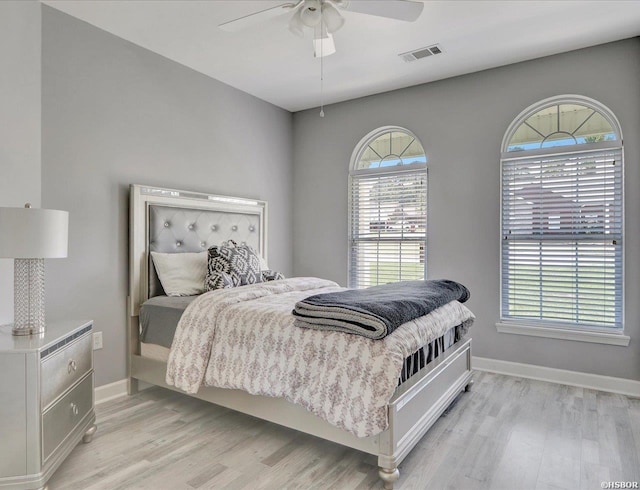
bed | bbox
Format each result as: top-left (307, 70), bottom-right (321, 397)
top-left (128, 184), bottom-right (474, 489)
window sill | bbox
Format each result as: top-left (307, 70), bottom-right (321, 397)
top-left (495, 322), bottom-right (630, 346)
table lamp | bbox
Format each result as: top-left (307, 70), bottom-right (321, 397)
top-left (0, 204), bottom-right (68, 336)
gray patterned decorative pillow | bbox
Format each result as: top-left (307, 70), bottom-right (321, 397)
top-left (205, 240), bottom-right (263, 291)
top-left (261, 270), bottom-right (285, 282)
top-left (206, 271), bottom-right (235, 290)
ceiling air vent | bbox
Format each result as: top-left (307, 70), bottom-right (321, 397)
top-left (399, 44), bottom-right (444, 63)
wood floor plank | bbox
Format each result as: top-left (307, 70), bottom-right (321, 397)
top-left (597, 411), bottom-right (624, 470)
top-left (579, 461), bottom-right (610, 490)
top-left (188, 463), bottom-right (227, 488)
top-left (488, 427), bottom-right (545, 490)
top-left (581, 438), bottom-right (600, 465)
top-left (261, 437), bottom-right (305, 467)
top-left (48, 376), bottom-right (640, 490)
top-left (221, 462), bottom-right (270, 490)
top-left (536, 451), bottom-right (581, 490)
top-left (612, 406), bottom-right (640, 481)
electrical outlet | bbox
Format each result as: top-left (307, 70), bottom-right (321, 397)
top-left (93, 331), bottom-right (103, 350)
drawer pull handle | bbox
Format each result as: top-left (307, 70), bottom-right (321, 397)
top-left (68, 360), bottom-right (77, 373)
top-left (70, 403), bottom-right (79, 416)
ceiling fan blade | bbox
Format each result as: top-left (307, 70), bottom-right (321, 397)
top-left (339, 1), bottom-right (424, 22)
top-left (219, 3), bottom-right (297, 32)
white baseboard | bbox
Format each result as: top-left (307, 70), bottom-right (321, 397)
top-left (473, 356), bottom-right (640, 398)
top-left (95, 378), bottom-right (153, 404)
top-left (95, 379), bottom-right (128, 404)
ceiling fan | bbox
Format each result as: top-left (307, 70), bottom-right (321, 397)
top-left (219, 1), bottom-right (424, 57)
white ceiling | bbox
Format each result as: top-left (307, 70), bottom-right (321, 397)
top-left (42, 1), bottom-right (640, 112)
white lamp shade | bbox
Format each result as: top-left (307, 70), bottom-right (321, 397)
top-left (0, 207), bottom-right (68, 258)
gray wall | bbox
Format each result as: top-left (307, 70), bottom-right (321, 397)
top-left (42, 7), bottom-right (294, 386)
top-left (0, 1), bottom-right (42, 325)
top-left (292, 38), bottom-right (640, 381)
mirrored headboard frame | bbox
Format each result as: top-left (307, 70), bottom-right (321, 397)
top-left (129, 184), bottom-right (267, 317)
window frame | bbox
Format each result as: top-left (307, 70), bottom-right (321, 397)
top-left (348, 126), bottom-right (428, 289)
top-left (498, 95), bottom-right (627, 344)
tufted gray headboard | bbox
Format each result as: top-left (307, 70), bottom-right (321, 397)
top-left (148, 205), bottom-right (262, 297)
top-left (129, 185), bottom-right (267, 314)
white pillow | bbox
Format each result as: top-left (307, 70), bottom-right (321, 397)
top-left (259, 254), bottom-right (269, 271)
top-left (151, 251), bottom-right (207, 297)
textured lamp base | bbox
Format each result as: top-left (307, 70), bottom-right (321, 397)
top-left (12, 258), bottom-right (46, 336)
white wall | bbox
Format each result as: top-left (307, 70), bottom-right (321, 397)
top-left (292, 38), bottom-right (640, 382)
top-left (0, 1), bottom-right (42, 324)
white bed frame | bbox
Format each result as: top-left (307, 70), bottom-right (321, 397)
top-left (127, 184), bottom-right (473, 489)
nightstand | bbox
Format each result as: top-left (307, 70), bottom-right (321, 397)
top-left (0, 320), bottom-right (97, 490)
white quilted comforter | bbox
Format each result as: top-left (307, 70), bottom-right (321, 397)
top-left (166, 277), bottom-right (475, 437)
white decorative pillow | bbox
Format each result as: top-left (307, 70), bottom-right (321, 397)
top-left (150, 251), bottom-right (207, 297)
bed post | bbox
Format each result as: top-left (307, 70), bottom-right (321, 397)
top-left (378, 467), bottom-right (400, 490)
top-left (127, 313), bottom-right (140, 395)
top-left (128, 184), bottom-right (145, 396)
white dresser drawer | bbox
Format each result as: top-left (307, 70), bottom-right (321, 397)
top-left (41, 333), bottom-right (92, 409)
top-left (42, 372), bottom-right (93, 463)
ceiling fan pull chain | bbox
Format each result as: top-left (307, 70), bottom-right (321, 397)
top-left (319, 13), bottom-right (325, 117)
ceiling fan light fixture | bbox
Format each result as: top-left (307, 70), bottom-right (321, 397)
top-left (288, 8), bottom-right (305, 37)
top-left (322, 2), bottom-right (345, 33)
top-left (300, 0), bottom-right (322, 27)
top-left (313, 30), bottom-right (336, 57)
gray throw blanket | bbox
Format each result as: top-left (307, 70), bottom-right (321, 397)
top-left (293, 279), bottom-right (470, 339)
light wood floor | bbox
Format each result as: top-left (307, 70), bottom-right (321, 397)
top-left (49, 372), bottom-right (640, 490)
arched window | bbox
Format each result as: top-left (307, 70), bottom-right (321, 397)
top-left (500, 95), bottom-right (624, 332)
top-left (349, 127), bottom-right (427, 288)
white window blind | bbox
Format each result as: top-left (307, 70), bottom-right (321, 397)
top-left (501, 147), bottom-right (623, 329)
top-left (350, 168), bottom-right (427, 288)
